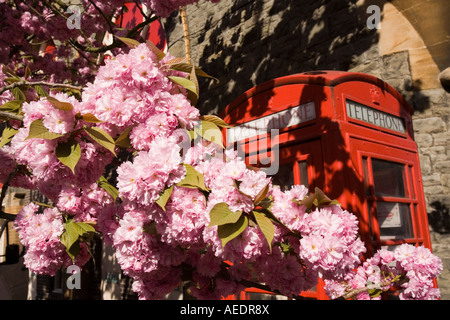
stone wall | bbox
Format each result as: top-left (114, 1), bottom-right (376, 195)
top-left (162, 0), bottom-right (450, 298)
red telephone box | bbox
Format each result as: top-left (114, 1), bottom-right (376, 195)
top-left (220, 71), bottom-right (434, 299)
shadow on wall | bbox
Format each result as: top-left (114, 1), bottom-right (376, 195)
top-left (166, 0), bottom-right (387, 115)
top-left (428, 201), bottom-right (450, 234)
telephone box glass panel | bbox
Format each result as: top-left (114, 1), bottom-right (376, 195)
top-left (377, 202), bottom-right (414, 240)
top-left (372, 159), bottom-right (406, 198)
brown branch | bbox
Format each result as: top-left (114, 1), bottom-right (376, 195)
top-left (0, 81), bottom-right (82, 95)
top-left (180, 7), bottom-right (191, 64)
top-left (0, 111), bottom-right (23, 121)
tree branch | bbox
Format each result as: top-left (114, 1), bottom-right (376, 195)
top-left (0, 111), bottom-right (23, 121)
top-left (0, 81), bottom-right (82, 95)
top-left (180, 7), bottom-right (191, 64)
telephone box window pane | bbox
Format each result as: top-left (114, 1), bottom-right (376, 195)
top-left (378, 202), bottom-right (414, 240)
top-left (271, 163), bottom-right (294, 191)
top-left (298, 161), bottom-right (309, 188)
top-left (372, 159), bottom-right (406, 198)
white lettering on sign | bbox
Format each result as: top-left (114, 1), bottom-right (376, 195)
top-left (346, 100), bottom-right (406, 134)
top-left (227, 101), bottom-right (316, 143)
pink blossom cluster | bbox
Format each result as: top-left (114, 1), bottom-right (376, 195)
top-left (116, 136), bottom-right (186, 206)
top-left (82, 43), bottom-right (199, 139)
top-left (324, 244), bottom-right (443, 300)
top-left (0, 1), bottom-right (120, 84)
top-left (6, 92), bottom-right (114, 201)
top-left (298, 206), bottom-right (367, 280)
top-left (252, 184), bottom-right (367, 296)
top-left (144, 0), bottom-right (221, 18)
top-left (13, 203), bottom-right (90, 276)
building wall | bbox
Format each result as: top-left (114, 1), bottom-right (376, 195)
top-left (0, 187), bottom-right (30, 299)
top-left (162, 0), bottom-right (450, 298)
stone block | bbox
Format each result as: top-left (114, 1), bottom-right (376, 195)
top-left (434, 161), bottom-right (450, 171)
top-left (419, 155), bottom-right (432, 175)
top-left (433, 132), bottom-right (450, 148)
top-left (424, 185), bottom-right (444, 195)
top-left (421, 146), bottom-right (448, 163)
top-left (381, 51), bottom-right (411, 80)
top-left (413, 117), bottom-right (447, 134)
top-left (422, 173), bottom-right (441, 187)
top-left (415, 133), bottom-right (433, 148)
top-left (441, 174), bottom-right (450, 188)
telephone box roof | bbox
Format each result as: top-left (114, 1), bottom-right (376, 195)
top-left (223, 71), bottom-right (414, 116)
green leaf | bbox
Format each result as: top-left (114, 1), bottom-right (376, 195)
top-left (97, 176), bottom-right (119, 202)
top-left (79, 113), bottom-right (102, 123)
top-left (55, 138), bottom-right (81, 174)
top-left (199, 115), bottom-right (232, 128)
top-left (26, 119), bottom-right (65, 140)
top-left (189, 65), bottom-right (199, 105)
top-left (162, 57), bottom-right (189, 67)
top-left (168, 63), bottom-right (217, 80)
top-left (84, 126), bottom-right (117, 156)
top-left (47, 96), bottom-right (74, 111)
top-left (60, 220), bottom-right (96, 261)
top-left (34, 85), bottom-right (49, 97)
top-left (258, 207), bottom-right (286, 228)
top-left (60, 223), bottom-right (80, 261)
top-left (12, 87), bottom-right (26, 101)
top-left (293, 188), bottom-right (341, 210)
top-left (2, 65), bottom-right (17, 78)
top-left (279, 242), bottom-right (292, 254)
top-left (253, 210), bottom-right (275, 251)
top-left (3, 77), bottom-right (21, 84)
top-left (114, 125), bottom-right (134, 149)
top-left (0, 126), bottom-right (18, 149)
top-left (146, 40), bottom-right (166, 61)
top-left (218, 214), bottom-right (248, 249)
top-left (177, 164), bottom-right (208, 191)
top-left (0, 100), bottom-right (22, 112)
top-left (115, 36), bottom-right (140, 48)
top-left (194, 120), bottom-right (224, 148)
top-left (209, 202), bottom-right (243, 227)
top-left (253, 183), bottom-right (270, 205)
top-left (155, 186), bottom-right (174, 212)
top-left (73, 222), bottom-right (96, 236)
top-left (24, 65), bottom-right (31, 80)
top-left (168, 76), bottom-right (198, 105)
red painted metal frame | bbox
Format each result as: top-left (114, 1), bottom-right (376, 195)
top-left (220, 71), bottom-right (434, 300)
